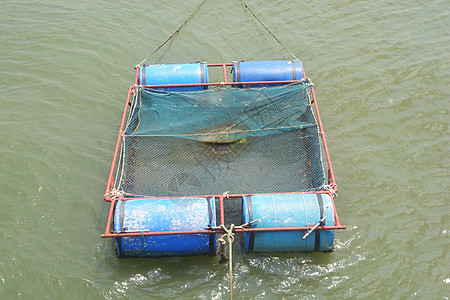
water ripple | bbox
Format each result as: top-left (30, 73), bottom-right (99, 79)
top-left (0, 0), bottom-right (448, 298)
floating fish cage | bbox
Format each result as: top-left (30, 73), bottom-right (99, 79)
top-left (102, 61), bottom-right (345, 257)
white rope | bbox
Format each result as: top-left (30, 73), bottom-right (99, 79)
top-left (115, 133), bottom-right (126, 191)
top-left (217, 224), bottom-right (235, 300)
top-left (104, 188), bottom-right (124, 200)
top-left (323, 183), bottom-right (338, 198)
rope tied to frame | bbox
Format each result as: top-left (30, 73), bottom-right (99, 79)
top-left (323, 183), bottom-right (338, 198)
top-left (219, 191), bottom-right (234, 299)
top-left (217, 224), bottom-right (235, 300)
top-left (104, 188), bottom-right (124, 200)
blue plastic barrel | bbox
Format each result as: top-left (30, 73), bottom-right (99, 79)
top-left (114, 197), bottom-right (216, 257)
top-left (242, 193), bottom-right (335, 252)
top-left (233, 60), bottom-right (304, 87)
top-left (139, 62), bottom-right (209, 91)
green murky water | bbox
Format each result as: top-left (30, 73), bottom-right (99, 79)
top-left (1, 0), bottom-right (448, 298)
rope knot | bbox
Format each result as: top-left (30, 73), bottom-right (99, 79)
top-left (218, 224), bottom-right (235, 245)
top-left (104, 189), bottom-right (124, 200)
top-left (217, 223), bottom-right (236, 300)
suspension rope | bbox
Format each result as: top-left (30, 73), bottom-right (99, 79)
top-left (239, 0), bottom-right (299, 61)
top-left (217, 224), bottom-right (235, 300)
top-left (136, 0), bottom-right (207, 67)
top-left (137, 0), bottom-right (298, 66)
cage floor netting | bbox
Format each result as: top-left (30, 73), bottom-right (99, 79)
top-left (113, 82), bottom-right (328, 198)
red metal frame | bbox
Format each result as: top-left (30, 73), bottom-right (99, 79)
top-left (102, 62), bottom-right (344, 239)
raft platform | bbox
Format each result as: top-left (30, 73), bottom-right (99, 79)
top-left (102, 61), bottom-right (345, 257)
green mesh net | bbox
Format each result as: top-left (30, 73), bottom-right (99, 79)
top-left (115, 82), bottom-right (328, 197)
top-left (124, 83), bottom-right (315, 141)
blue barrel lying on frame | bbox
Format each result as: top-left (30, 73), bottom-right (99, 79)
top-left (114, 197), bottom-right (216, 257)
top-left (233, 60), bottom-right (304, 87)
top-left (242, 193), bottom-right (335, 252)
top-left (139, 62), bottom-right (209, 91)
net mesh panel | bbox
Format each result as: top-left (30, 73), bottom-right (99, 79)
top-left (222, 196), bottom-right (244, 225)
top-left (116, 83), bottom-right (327, 197)
top-left (124, 83), bottom-right (313, 141)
